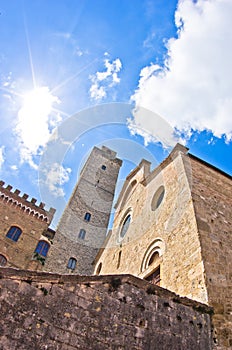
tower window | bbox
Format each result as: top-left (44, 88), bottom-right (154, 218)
top-left (6, 226), bottom-right (22, 242)
top-left (34, 241), bottom-right (50, 257)
top-left (67, 257), bottom-right (77, 270)
top-left (84, 212), bottom-right (91, 222)
top-left (0, 254), bottom-right (7, 266)
top-left (78, 229), bottom-right (86, 240)
top-left (101, 165), bottom-right (106, 170)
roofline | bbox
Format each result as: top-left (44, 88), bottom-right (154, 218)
top-left (188, 153), bottom-right (232, 180)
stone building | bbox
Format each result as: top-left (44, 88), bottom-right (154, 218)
top-left (44, 145), bottom-right (122, 275)
top-left (93, 143), bottom-right (232, 349)
top-left (0, 143), bottom-right (231, 348)
top-left (0, 180), bottom-right (56, 271)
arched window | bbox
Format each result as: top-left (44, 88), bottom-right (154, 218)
top-left (84, 212), bottom-right (91, 222)
top-left (120, 214), bottom-right (131, 238)
top-left (78, 229), bottom-right (86, 240)
top-left (67, 257), bottom-right (77, 270)
top-left (6, 226), bottom-right (22, 242)
top-left (0, 254), bottom-right (7, 266)
top-left (148, 251), bottom-right (159, 266)
top-left (120, 180), bottom-right (137, 208)
top-left (34, 241), bottom-right (50, 257)
top-left (141, 239), bottom-right (165, 273)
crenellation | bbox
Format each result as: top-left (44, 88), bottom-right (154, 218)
top-left (0, 181), bottom-right (55, 223)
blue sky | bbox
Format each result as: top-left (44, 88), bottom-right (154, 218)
top-left (0, 0), bottom-right (231, 227)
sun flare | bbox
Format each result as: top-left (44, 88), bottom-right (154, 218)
top-left (16, 86), bottom-right (61, 161)
top-left (22, 86), bottom-right (59, 119)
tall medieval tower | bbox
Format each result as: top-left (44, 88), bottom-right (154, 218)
top-left (45, 146), bottom-right (122, 274)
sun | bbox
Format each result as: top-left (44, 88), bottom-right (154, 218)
top-left (16, 86), bottom-right (61, 158)
top-left (22, 86), bottom-right (59, 119)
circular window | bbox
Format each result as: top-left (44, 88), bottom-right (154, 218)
top-left (151, 186), bottom-right (165, 211)
top-left (120, 214), bottom-right (131, 238)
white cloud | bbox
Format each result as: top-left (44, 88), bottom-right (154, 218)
top-left (127, 107), bottom-right (178, 148)
top-left (44, 163), bottom-right (71, 197)
top-left (14, 86), bottom-right (61, 169)
top-left (10, 165), bottom-right (18, 171)
top-left (0, 146), bottom-right (5, 169)
top-left (89, 58), bottom-right (122, 101)
top-left (132, 0), bottom-right (232, 145)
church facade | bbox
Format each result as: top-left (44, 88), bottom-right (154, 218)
top-left (92, 144), bottom-right (232, 347)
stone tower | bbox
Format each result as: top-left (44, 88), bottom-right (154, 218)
top-left (45, 146), bottom-right (122, 274)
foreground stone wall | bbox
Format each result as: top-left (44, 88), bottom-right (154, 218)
top-left (0, 268), bottom-right (213, 350)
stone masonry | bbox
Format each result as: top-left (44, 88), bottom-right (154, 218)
top-left (94, 145), bottom-right (208, 303)
top-left (0, 267), bottom-right (213, 350)
top-left (0, 181), bottom-right (56, 271)
top-left (94, 144), bottom-right (232, 348)
top-left (45, 146), bottom-right (122, 275)
top-left (187, 155), bottom-right (232, 349)
top-left (0, 143), bottom-right (231, 348)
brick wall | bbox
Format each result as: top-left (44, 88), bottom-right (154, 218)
top-left (0, 268), bottom-right (213, 350)
top-left (189, 155), bottom-right (232, 349)
top-left (0, 183), bottom-right (55, 271)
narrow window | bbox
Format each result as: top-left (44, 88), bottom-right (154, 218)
top-left (96, 262), bottom-right (102, 275)
top-left (117, 251), bottom-right (122, 269)
top-left (101, 165), bottom-right (106, 170)
top-left (78, 229), bottom-right (86, 240)
top-left (84, 212), bottom-right (91, 222)
top-left (0, 254), bottom-right (7, 266)
top-left (34, 241), bottom-right (50, 257)
top-left (6, 226), bottom-right (22, 242)
top-left (67, 257), bottom-right (77, 270)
